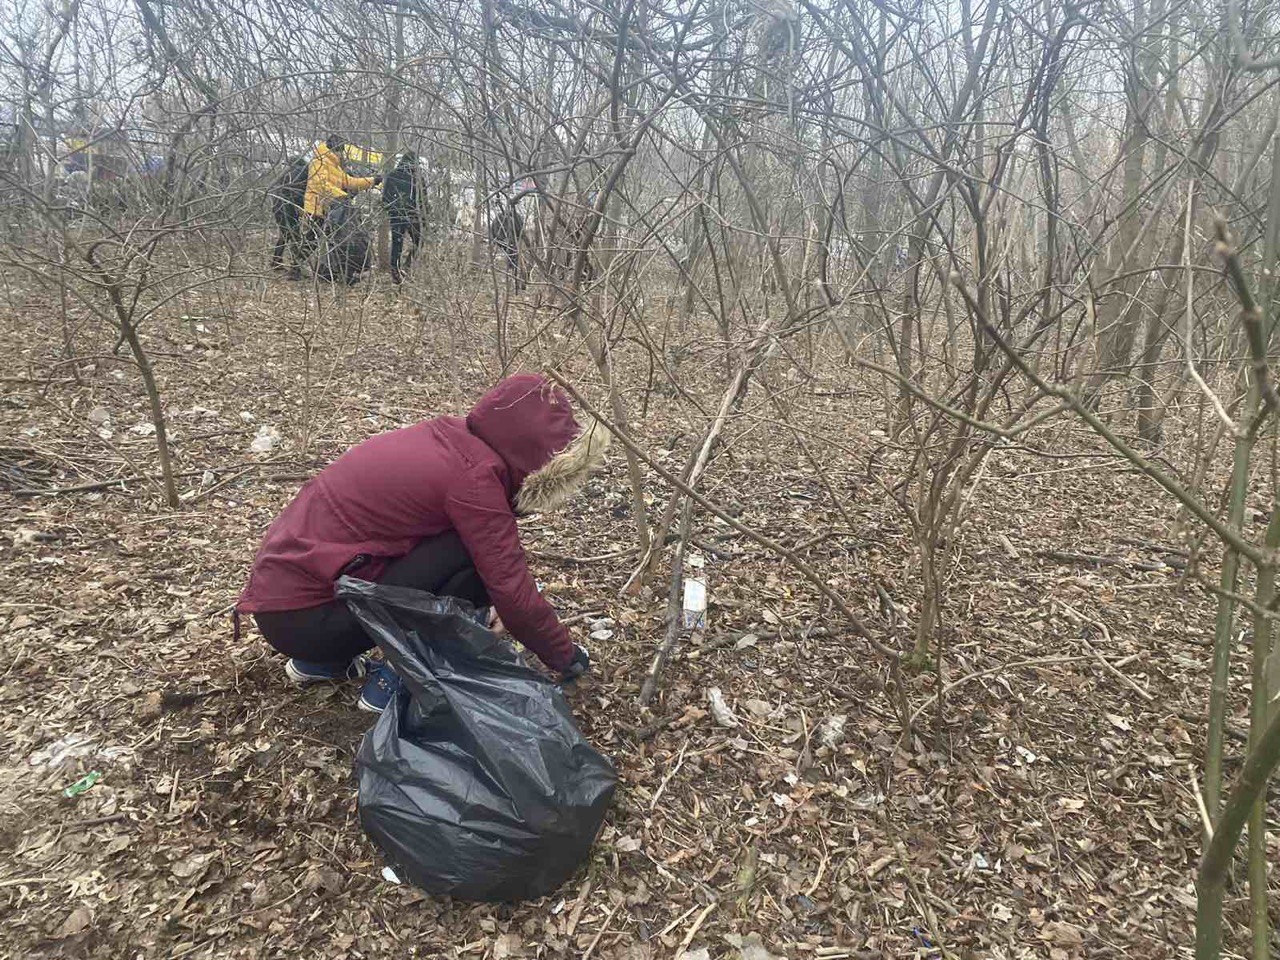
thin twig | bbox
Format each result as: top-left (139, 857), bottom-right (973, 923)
top-left (1058, 602), bottom-right (1155, 702)
top-left (909, 656), bottom-right (1091, 726)
top-left (656, 903), bottom-right (699, 939)
top-left (1189, 763), bottom-right (1215, 841)
top-left (581, 901), bottom-right (622, 960)
top-left (1036, 549), bottom-right (1180, 572)
top-left (60, 812), bottom-right (129, 829)
top-left (649, 738), bottom-right (689, 811)
top-left (639, 501), bottom-right (692, 706)
top-left (0, 877), bottom-right (55, 888)
top-left (1183, 185), bottom-right (1239, 438)
top-left (675, 901), bottom-right (717, 957)
top-left (564, 878), bottom-right (594, 938)
top-left (529, 547), bottom-right (640, 564)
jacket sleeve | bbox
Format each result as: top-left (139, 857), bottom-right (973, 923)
top-left (444, 466), bottom-right (575, 671)
top-left (340, 172), bottom-right (377, 193)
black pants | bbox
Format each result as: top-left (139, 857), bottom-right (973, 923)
top-left (271, 221), bottom-right (302, 269)
top-left (286, 216), bottom-right (324, 276)
top-left (389, 218), bottom-right (421, 283)
top-left (494, 241), bottom-right (523, 291)
top-left (255, 531), bottom-right (489, 662)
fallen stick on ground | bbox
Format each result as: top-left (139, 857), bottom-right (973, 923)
top-left (580, 901), bottom-right (622, 960)
top-left (686, 632), bottom-right (740, 660)
top-left (1036, 549), bottom-right (1182, 572)
top-left (649, 738), bottom-right (689, 811)
top-left (909, 655), bottom-right (1092, 727)
top-left (564, 878), bottom-right (593, 937)
top-left (529, 547), bottom-right (639, 564)
top-left (631, 716), bottom-right (673, 742)
top-left (639, 507), bottom-right (691, 707)
top-left (676, 901), bottom-right (717, 958)
top-left (1058, 602), bottom-right (1156, 702)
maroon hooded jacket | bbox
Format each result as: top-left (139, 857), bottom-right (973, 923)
top-left (237, 374), bottom-right (579, 670)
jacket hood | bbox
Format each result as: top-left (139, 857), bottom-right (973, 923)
top-left (466, 374), bottom-right (609, 512)
top-left (316, 141), bottom-right (341, 166)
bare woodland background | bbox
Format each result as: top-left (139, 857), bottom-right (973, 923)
top-left (3, 0), bottom-right (1280, 957)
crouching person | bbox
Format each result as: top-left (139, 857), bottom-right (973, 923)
top-left (235, 374), bottom-right (606, 712)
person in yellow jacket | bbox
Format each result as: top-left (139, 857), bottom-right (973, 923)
top-left (304, 135), bottom-right (381, 217)
top-left (290, 135), bottom-right (382, 279)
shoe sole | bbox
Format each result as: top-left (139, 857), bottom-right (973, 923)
top-left (356, 695), bottom-right (386, 714)
top-left (285, 659), bottom-right (367, 684)
top-left (285, 660), bottom-right (329, 684)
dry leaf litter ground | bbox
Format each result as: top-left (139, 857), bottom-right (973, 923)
top-left (0, 254), bottom-right (1275, 960)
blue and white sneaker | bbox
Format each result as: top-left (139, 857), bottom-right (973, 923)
top-left (284, 656), bottom-right (369, 684)
top-left (357, 662), bottom-right (402, 713)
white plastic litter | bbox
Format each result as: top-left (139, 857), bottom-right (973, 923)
top-left (28, 733), bottom-right (136, 770)
top-left (706, 687), bottom-right (740, 728)
top-left (681, 554), bottom-right (707, 630)
top-left (249, 425), bottom-right (280, 453)
top-left (28, 732), bottom-right (97, 767)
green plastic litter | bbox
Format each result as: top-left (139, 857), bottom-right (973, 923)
top-left (63, 771), bottom-right (102, 798)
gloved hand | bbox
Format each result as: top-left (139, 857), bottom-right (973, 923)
top-left (561, 643), bottom-right (590, 682)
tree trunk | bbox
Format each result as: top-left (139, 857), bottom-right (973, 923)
top-left (1083, 0), bottom-right (1163, 405)
top-left (118, 314), bottom-right (180, 509)
top-left (1196, 704), bottom-right (1280, 960)
top-left (378, 0), bottom-right (407, 272)
top-left (1204, 378), bottom-right (1257, 821)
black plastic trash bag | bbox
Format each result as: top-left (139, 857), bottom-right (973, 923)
top-left (337, 576), bottom-right (617, 902)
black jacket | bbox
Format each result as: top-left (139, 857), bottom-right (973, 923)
top-left (382, 165), bottom-right (424, 223)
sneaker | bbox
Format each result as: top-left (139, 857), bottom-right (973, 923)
top-left (284, 656), bottom-right (369, 684)
top-left (358, 662), bottom-right (402, 713)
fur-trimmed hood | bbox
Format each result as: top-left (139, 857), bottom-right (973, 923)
top-left (466, 373), bottom-right (609, 513)
top-left (516, 418), bottom-right (610, 514)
